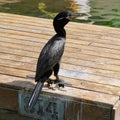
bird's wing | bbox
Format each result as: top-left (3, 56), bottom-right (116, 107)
top-left (35, 35), bottom-right (65, 79)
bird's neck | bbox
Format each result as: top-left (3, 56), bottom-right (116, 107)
top-left (55, 27), bottom-right (66, 37)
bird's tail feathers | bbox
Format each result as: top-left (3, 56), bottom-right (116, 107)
top-left (27, 81), bottom-right (43, 112)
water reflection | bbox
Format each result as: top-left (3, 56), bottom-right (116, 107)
top-left (75, 0), bottom-right (90, 13)
top-left (89, 0), bottom-right (120, 27)
top-left (0, 0), bottom-right (120, 27)
top-left (0, 0), bottom-right (20, 4)
top-left (37, 0), bottom-right (80, 18)
top-left (74, 0), bottom-right (91, 21)
top-left (75, 0), bottom-right (120, 27)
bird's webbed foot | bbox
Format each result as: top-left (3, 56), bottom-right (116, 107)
top-left (46, 79), bottom-right (57, 90)
top-left (45, 78), bottom-right (64, 90)
top-left (46, 75), bottom-right (72, 90)
top-left (53, 75), bottom-right (64, 88)
top-left (54, 75), bottom-right (72, 88)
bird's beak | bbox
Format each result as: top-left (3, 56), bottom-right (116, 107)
top-left (67, 13), bottom-right (80, 20)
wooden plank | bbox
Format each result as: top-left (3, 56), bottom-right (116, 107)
top-left (91, 42), bottom-right (120, 50)
top-left (1, 34), bottom-right (120, 57)
top-left (1, 23), bottom-right (120, 47)
top-left (19, 90), bottom-right (113, 120)
top-left (0, 13), bottom-right (120, 42)
top-left (66, 53), bottom-right (120, 66)
top-left (0, 43), bottom-right (120, 71)
top-left (0, 20), bottom-right (119, 42)
top-left (62, 58), bottom-right (120, 72)
top-left (0, 54), bottom-right (119, 86)
top-left (81, 102), bottom-right (111, 120)
top-left (0, 38), bottom-right (120, 61)
top-left (0, 87), bottom-right (18, 111)
top-left (0, 27), bottom-right (119, 58)
top-left (1, 73), bottom-right (120, 98)
top-left (0, 75), bottom-right (119, 106)
top-left (62, 63), bottom-right (120, 79)
top-left (112, 100), bottom-right (120, 120)
top-left (0, 39), bottom-right (119, 64)
top-left (1, 68), bottom-right (120, 98)
top-left (0, 65), bottom-right (34, 78)
top-left (0, 46), bottom-right (38, 58)
top-left (0, 53), bottom-right (120, 80)
top-left (64, 53), bottom-right (120, 66)
top-left (0, 13), bottom-right (120, 36)
top-left (1, 60), bottom-right (120, 90)
top-left (1, 41), bottom-right (120, 66)
top-left (81, 49), bottom-right (120, 60)
top-left (0, 34), bottom-right (119, 56)
top-left (1, 36), bottom-right (120, 58)
top-left (0, 109), bottom-right (35, 120)
top-left (0, 12), bottom-right (53, 25)
top-left (1, 39), bottom-right (120, 66)
top-left (0, 51), bottom-right (120, 83)
top-left (0, 52), bottom-right (36, 63)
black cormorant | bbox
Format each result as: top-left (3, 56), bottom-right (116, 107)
top-left (27, 11), bottom-right (78, 112)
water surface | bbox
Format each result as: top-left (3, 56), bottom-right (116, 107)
top-left (0, 0), bottom-right (120, 28)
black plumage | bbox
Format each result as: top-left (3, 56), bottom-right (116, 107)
top-left (27, 11), bottom-right (78, 112)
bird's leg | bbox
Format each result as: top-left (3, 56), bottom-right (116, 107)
top-left (54, 75), bottom-right (60, 83)
top-left (53, 63), bottom-right (72, 88)
top-left (53, 63), bottom-right (64, 87)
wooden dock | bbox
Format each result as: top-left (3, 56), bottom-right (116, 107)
top-left (0, 12), bottom-right (120, 120)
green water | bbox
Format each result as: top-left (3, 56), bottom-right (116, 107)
top-left (0, 0), bottom-right (120, 28)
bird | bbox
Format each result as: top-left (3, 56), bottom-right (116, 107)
top-left (27, 11), bottom-right (79, 112)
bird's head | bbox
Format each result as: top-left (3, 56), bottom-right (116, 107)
top-left (53, 11), bottom-right (79, 35)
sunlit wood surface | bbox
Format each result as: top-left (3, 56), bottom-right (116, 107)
top-left (0, 12), bottom-right (120, 119)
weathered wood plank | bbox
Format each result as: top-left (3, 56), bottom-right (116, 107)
top-left (0, 87), bottom-right (18, 111)
top-left (0, 75), bottom-right (119, 106)
top-left (1, 23), bottom-right (120, 47)
top-left (0, 12), bottom-right (120, 35)
top-left (112, 101), bottom-right (120, 120)
top-left (1, 74), bottom-right (120, 97)
top-left (0, 13), bottom-right (119, 43)
top-left (0, 54), bottom-right (120, 80)
top-left (1, 54), bottom-right (120, 84)
top-left (0, 59), bottom-right (120, 97)
top-left (0, 65), bottom-right (34, 78)
top-left (80, 49), bottom-right (120, 60)
top-left (18, 90), bottom-right (113, 120)
top-left (1, 35), bottom-right (120, 59)
top-left (91, 42), bottom-right (120, 50)
top-left (1, 37), bottom-right (120, 60)
top-left (81, 102), bottom-right (112, 120)
top-left (1, 36), bottom-right (120, 55)
top-left (0, 13), bottom-right (120, 120)
top-left (0, 20), bottom-right (120, 42)
top-left (0, 52), bottom-right (120, 74)
top-left (0, 52), bottom-right (36, 63)
top-left (1, 40), bottom-right (120, 66)
top-left (2, 59), bottom-right (120, 95)
top-left (0, 109), bottom-right (35, 120)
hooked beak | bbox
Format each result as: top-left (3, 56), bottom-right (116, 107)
top-left (67, 13), bottom-right (80, 20)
